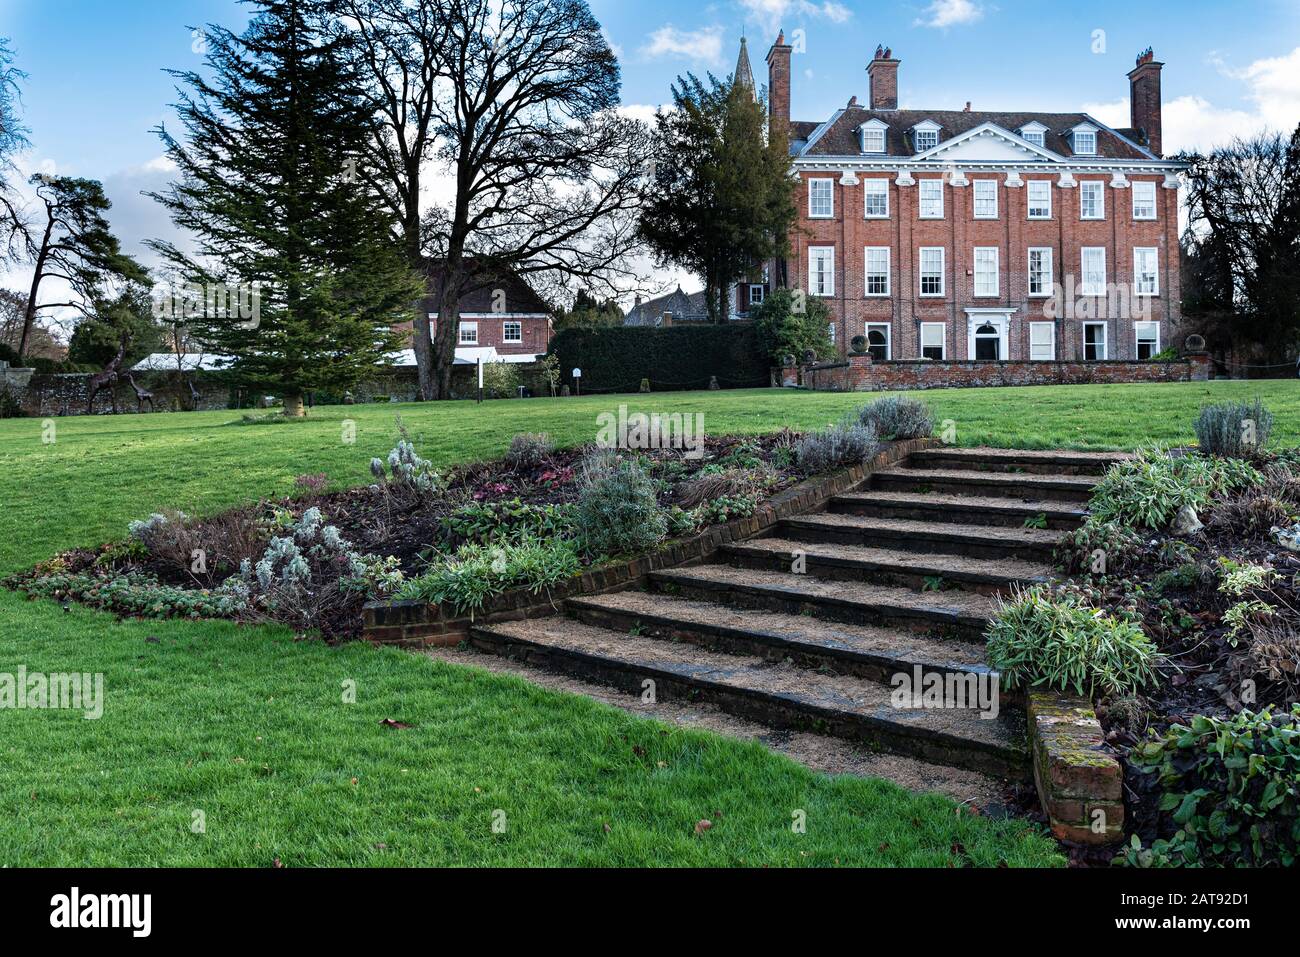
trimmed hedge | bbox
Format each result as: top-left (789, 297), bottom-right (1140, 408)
top-left (549, 325), bottom-right (770, 394)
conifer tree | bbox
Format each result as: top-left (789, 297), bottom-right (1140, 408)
top-left (149, 0), bottom-right (416, 415)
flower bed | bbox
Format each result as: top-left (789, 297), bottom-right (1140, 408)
top-left (7, 405), bottom-right (926, 643)
top-left (988, 405), bottom-right (1300, 865)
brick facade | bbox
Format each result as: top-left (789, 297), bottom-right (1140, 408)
top-left (765, 39), bottom-right (1188, 371)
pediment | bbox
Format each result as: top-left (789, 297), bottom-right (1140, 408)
top-left (917, 123), bottom-right (1061, 163)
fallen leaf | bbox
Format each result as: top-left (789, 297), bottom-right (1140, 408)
top-left (380, 718), bottom-right (413, 730)
top-left (694, 819), bottom-right (712, 836)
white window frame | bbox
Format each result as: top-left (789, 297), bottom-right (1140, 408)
top-left (808, 246), bottom-right (836, 296)
top-left (502, 320), bottom-right (523, 343)
top-left (1080, 181), bottom-right (1105, 220)
top-left (808, 178), bottom-right (835, 218)
top-left (1083, 321), bottom-right (1108, 361)
top-left (1022, 130), bottom-right (1045, 148)
top-left (920, 322), bottom-right (946, 360)
top-left (865, 323), bottom-right (891, 360)
top-left (914, 129), bottom-right (939, 152)
top-left (1081, 247), bottom-right (1107, 297)
top-left (748, 284), bottom-right (766, 307)
top-left (919, 179), bottom-right (944, 219)
top-left (973, 180), bottom-right (999, 219)
top-left (864, 247), bottom-right (891, 297)
top-left (919, 247), bottom-right (945, 297)
top-left (863, 179), bottom-right (890, 218)
top-left (459, 321), bottom-right (479, 345)
top-left (1027, 247), bottom-right (1054, 298)
top-left (1073, 130), bottom-right (1097, 155)
top-left (1134, 247), bottom-right (1159, 296)
top-left (1135, 321), bottom-right (1161, 360)
top-left (1132, 181), bottom-right (1157, 220)
top-left (973, 247), bottom-right (999, 298)
top-left (861, 127), bottom-right (886, 153)
top-left (1027, 180), bottom-right (1052, 220)
top-left (1029, 322), bottom-right (1056, 361)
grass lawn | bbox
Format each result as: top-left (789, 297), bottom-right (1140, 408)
top-left (1, 380), bottom-right (1294, 866)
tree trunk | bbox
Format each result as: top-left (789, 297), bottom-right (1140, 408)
top-left (283, 392), bottom-right (306, 418)
top-left (18, 215), bottom-right (54, 361)
top-left (403, 183), bottom-right (434, 400)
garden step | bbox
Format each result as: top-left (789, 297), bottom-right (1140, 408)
top-left (566, 590), bottom-right (994, 684)
top-left (905, 447), bottom-right (1129, 476)
top-left (470, 617), bottom-right (1029, 780)
top-left (776, 513), bottom-right (1063, 562)
top-left (722, 537), bottom-right (1051, 594)
top-left (648, 564), bottom-right (993, 638)
top-left (869, 467), bottom-right (1098, 503)
top-left (831, 490), bottom-right (1088, 530)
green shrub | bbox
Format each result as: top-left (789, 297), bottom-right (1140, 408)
top-left (574, 454), bottom-right (669, 558)
top-left (750, 288), bottom-right (836, 365)
top-left (795, 418), bottom-right (879, 475)
top-left (1124, 707), bottom-right (1300, 868)
top-left (549, 325), bottom-right (770, 393)
top-left (1055, 519), bottom-right (1144, 576)
top-left (856, 396), bottom-right (934, 440)
top-left (1089, 447), bottom-right (1263, 531)
top-left (481, 361), bottom-right (522, 399)
top-left (440, 498), bottom-right (575, 548)
top-left (505, 432), bottom-right (554, 470)
top-left (986, 585), bottom-right (1160, 698)
top-left (1194, 398), bottom-right (1274, 457)
top-left (698, 493), bottom-right (760, 526)
top-left (398, 537), bottom-right (581, 613)
top-left (0, 387), bottom-right (25, 418)
top-left (14, 570), bottom-right (245, 620)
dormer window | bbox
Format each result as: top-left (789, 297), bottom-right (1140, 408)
top-left (857, 119), bottom-right (888, 154)
top-left (1069, 124), bottom-right (1099, 156)
top-left (1019, 122), bottom-right (1047, 148)
top-left (911, 120), bottom-right (941, 153)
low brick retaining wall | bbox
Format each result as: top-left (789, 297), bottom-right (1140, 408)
top-left (1027, 691), bottom-right (1124, 845)
top-left (362, 436), bottom-right (938, 647)
top-left (792, 353), bottom-right (1211, 393)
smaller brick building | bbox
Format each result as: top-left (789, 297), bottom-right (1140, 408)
top-left (399, 261), bottom-right (553, 357)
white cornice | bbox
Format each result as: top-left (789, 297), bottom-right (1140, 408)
top-left (792, 156), bottom-right (1188, 174)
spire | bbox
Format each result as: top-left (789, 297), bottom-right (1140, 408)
top-left (733, 36), bottom-right (757, 99)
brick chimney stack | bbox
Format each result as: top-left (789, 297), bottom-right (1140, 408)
top-left (867, 45), bottom-right (899, 111)
top-left (1128, 47), bottom-right (1164, 157)
top-left (766, 31), bottom-right (792, 142)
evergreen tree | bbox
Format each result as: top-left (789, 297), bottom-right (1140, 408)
top-left (148, 0), bottom-right (416, 415)
top-left (639, 74), bottom-right (795, 324)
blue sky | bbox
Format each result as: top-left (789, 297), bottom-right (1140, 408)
top-left (2, 0), bottom-right (1298, 294)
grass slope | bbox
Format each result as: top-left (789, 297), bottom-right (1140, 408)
top-left (3, 380), bottom-right (1294, 866)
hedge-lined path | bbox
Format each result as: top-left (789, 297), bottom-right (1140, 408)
top-left (459, 447), bottom-right (1127, 801)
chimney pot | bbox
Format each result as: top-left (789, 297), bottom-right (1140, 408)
top-left (866, 47), bottom-right (900, 111)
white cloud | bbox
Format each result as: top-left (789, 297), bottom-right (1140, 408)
top-left (914, 0), bottom-right (985, 29)
top-left (737, 0), bottom-right (853, 36)
top-left (1081, 46), bottom-right (1300, 154)
top-left (642, 25), bottom-right (724, 64)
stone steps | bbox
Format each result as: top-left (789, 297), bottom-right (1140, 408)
top-left (469, 617), bottom-right (1030, 780)
top-left (776, 513), bottom-right (1062, 562)
top-left (566, 590), bottom-right (993, 684)
top-left (870, 466), bottom-right (1098, 503)
top-left (649, 564), bottom-right (993, 639)
top-left (905, 447), bottom-right (1128, 476)
top-left (722, 537), bottom-right (1052, 594)
top-left (459, 443), bottom-right (1096, 791)
top-left (830, 490), bottom-right (1088, 530)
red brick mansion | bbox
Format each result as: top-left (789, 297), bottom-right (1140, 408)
top-left (760, 35), bottom-right (1188, 369)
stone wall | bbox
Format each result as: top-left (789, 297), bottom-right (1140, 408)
top-left (794, 352), bottom-right (1211, 393)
